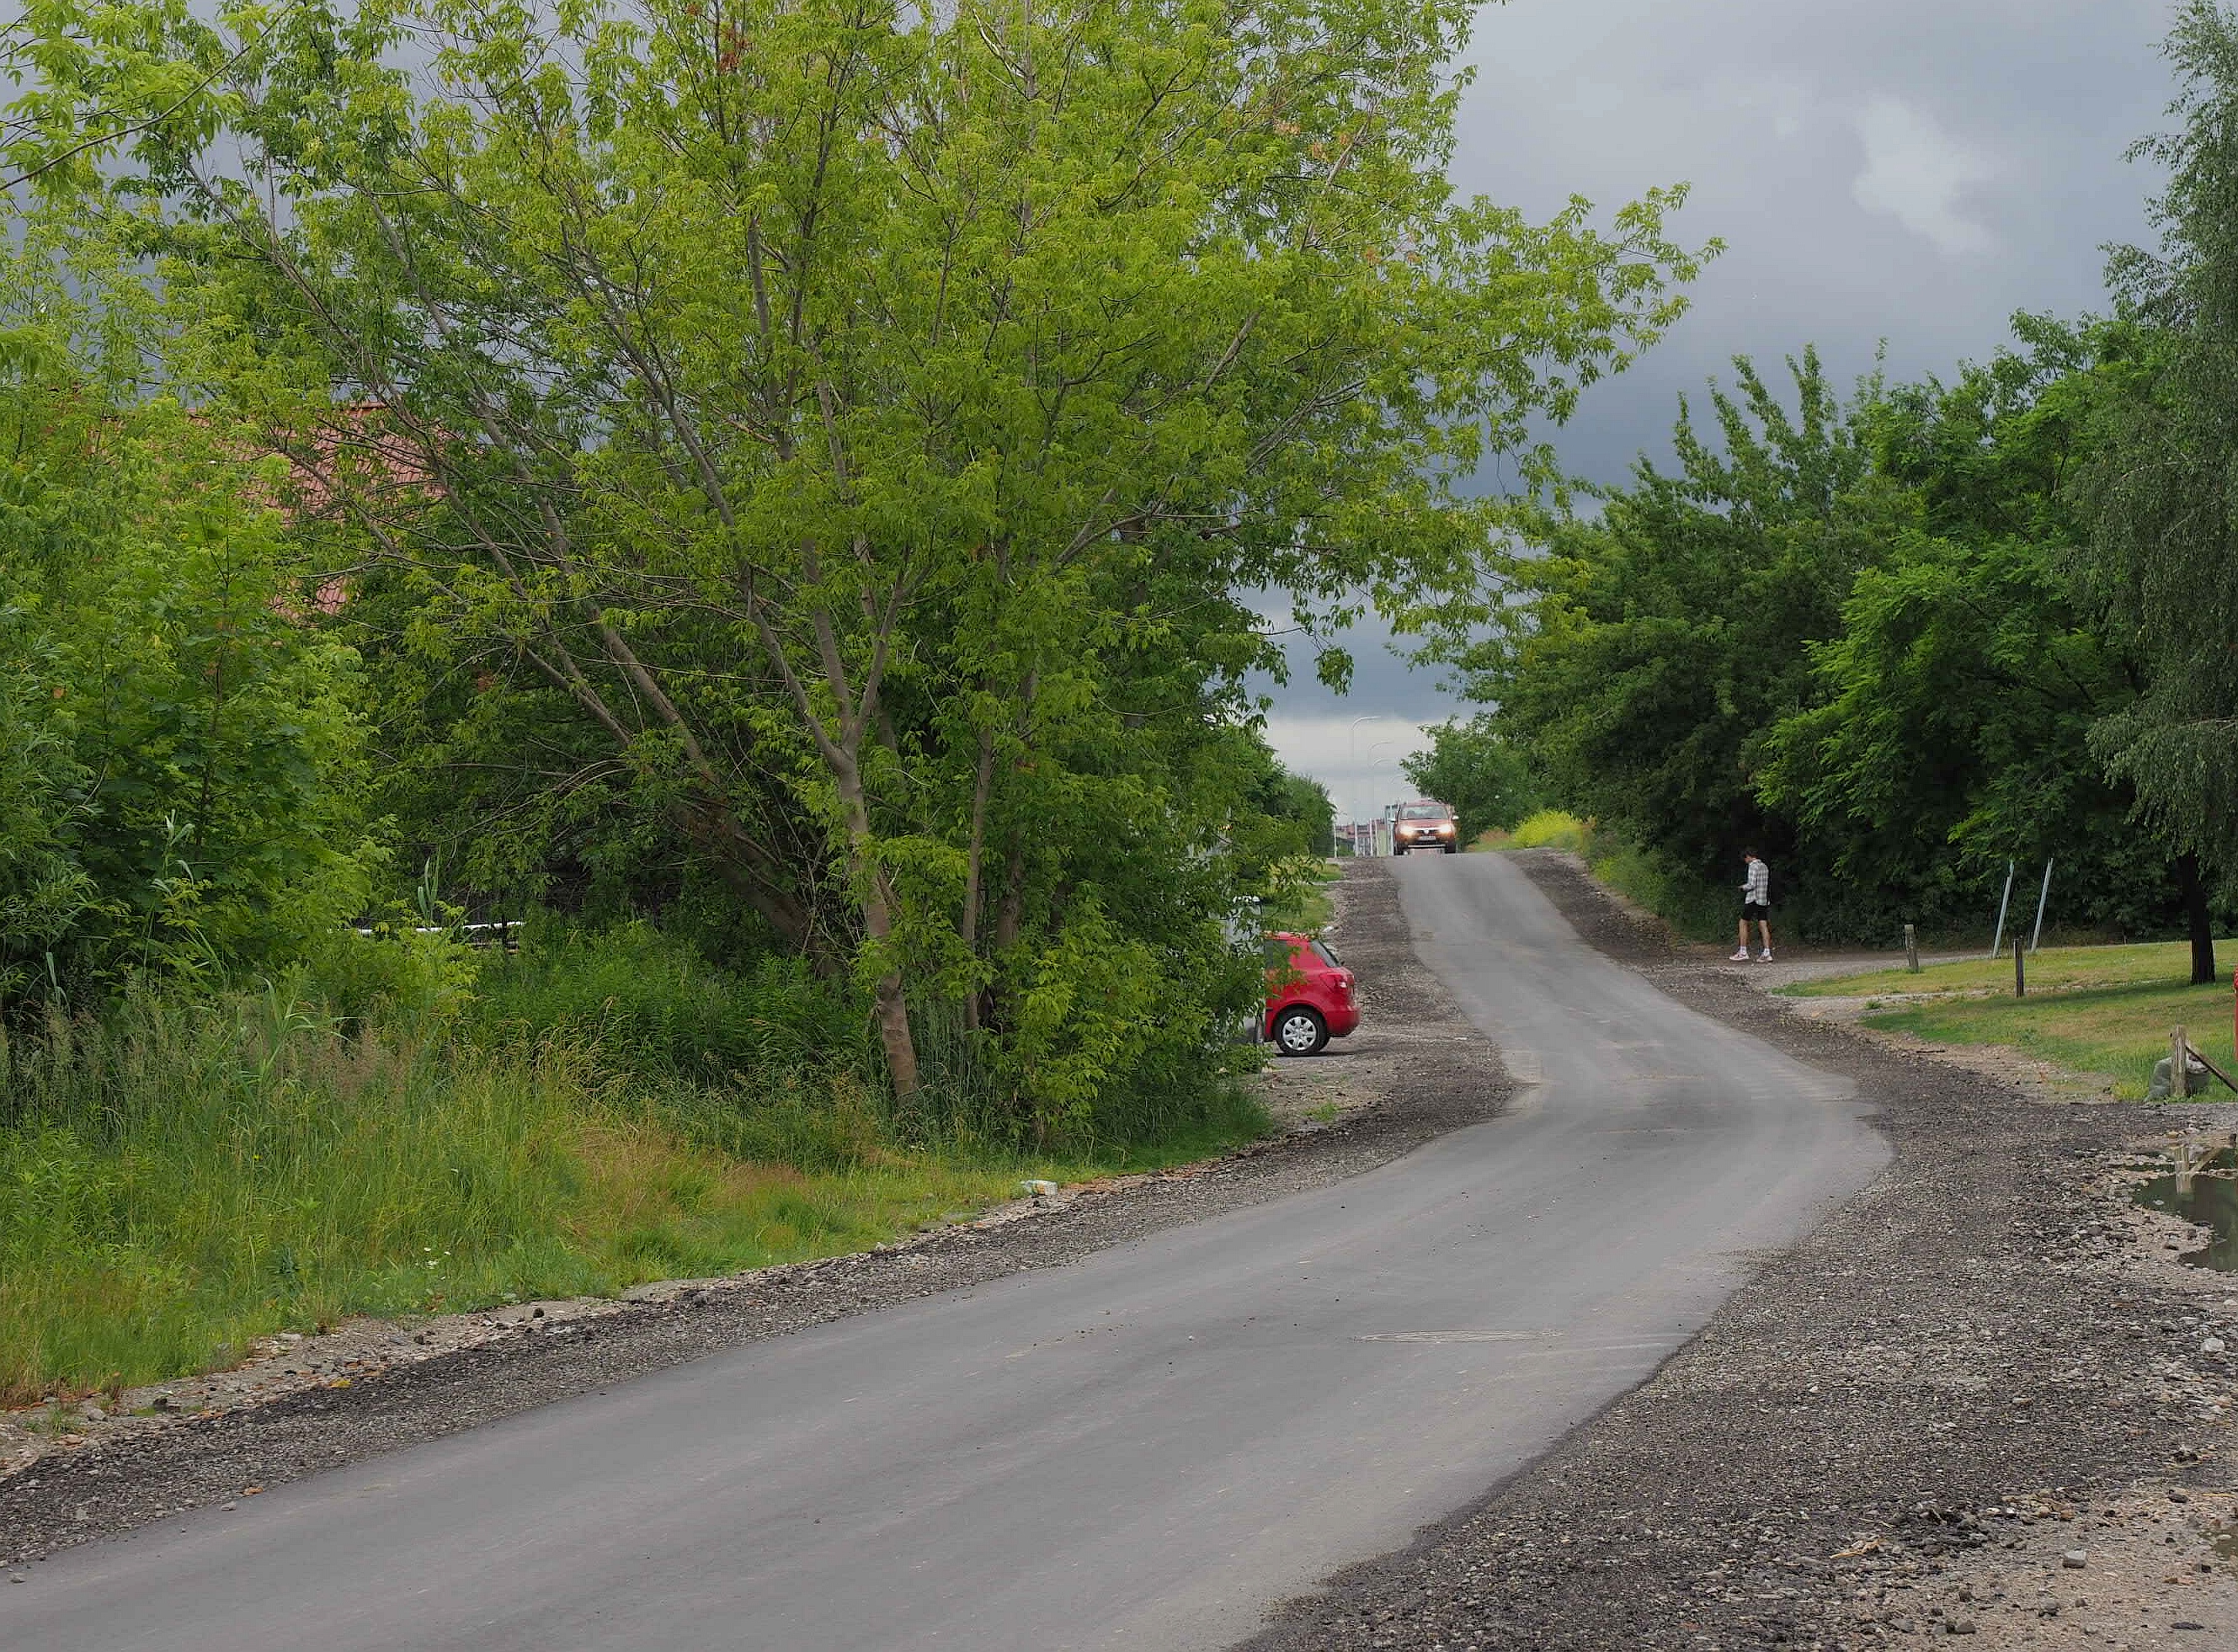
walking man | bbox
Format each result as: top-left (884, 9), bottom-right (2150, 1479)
top-left (1732, 849), bottom-right (1773, 962)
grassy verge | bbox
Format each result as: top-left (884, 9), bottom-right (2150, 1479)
top-left (1259, 855), bottom-right (1341, 935)
top-left (1, 976), bottom-right (1267, 1403)
top-left (1585, 839), bottom-right (1735, 942)
top-left (1780, 939), bottom-right (2234, 999)
top-left (1484, 812), bottom-right (1734, 942)
top-left (1786, 940), bottom-right (2237, 1101)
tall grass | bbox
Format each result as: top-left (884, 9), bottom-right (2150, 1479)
top-left (1505, 809), bottom-right (1592, 852)
top-left (1587, 841), bottom-right (1737, 942)
top-left (1496, 813), bottom-right (1733, 941)
top-left (0, 951), bottom-right (1269, 1400)
top-left (460, 920), bottom-right (1266, 1155)
top-left (462, 921), bottom-right (864, 1078)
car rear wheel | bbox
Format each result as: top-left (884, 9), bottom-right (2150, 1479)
top-left (1272, 1005), bottom-right (1329, 1057)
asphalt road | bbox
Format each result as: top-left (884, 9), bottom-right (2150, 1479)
top-left (4, 854), bottom-right (1887, 1651)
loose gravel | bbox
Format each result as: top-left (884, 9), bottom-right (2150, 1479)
top-left (1241, 850), bottom-right (2238, 1652)
top-left (0, 860), bottom-right (1505, 1567)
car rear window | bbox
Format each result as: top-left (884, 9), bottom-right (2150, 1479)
top-left (1311, 940), bottom-right (1342, 968)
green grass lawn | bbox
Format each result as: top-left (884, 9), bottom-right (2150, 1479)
top-left (1785, 939), bottom-right (2237, 1101)
top-left (1783, 938), bottom-right (2231, 1000)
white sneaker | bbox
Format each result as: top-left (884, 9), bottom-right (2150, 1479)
top-left (1757, 951), bottom-right (1773, 962)
top-left (1729, 948), bottom-right (1750, 962)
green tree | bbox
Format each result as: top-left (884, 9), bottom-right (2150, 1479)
top-left (1762, 320), bottom-right (2188, 941)
top-left (2077, 0), bottom-right (2238, 983)
top-left (1400, 715), bottom-right (1532, 841)
top-left (1443, 351), bottom-right (1902, 927)
top-left (10, 0), bottom-right (1708, 1103)
top-left (0, 234), bottom-right (374, 1002)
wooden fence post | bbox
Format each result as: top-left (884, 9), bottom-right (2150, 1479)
top-left (1905, 923), bottom-right (1920, 974)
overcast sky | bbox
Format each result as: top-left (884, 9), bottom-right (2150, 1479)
top-left (1262, 0), bottom-right (2178, 820)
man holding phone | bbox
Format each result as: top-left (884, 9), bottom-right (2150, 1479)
top-left (1731, 849), bottom-right (1772, 963)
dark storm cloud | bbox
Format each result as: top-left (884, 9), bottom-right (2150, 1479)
top-left (1457, 0), bottom-right (2171, 482)
top-left (1263, 0), bottom-right (2180, 813)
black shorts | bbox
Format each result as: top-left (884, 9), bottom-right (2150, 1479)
top-left (1742, 902), bottom-right (1770, 920)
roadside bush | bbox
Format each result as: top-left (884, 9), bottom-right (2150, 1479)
top-left (1507, 810), bottom-right (1592, 853)
top-left (0, 922), bottom-right (1274, 1397)
top-left (1588, 839), bottom-right (1735, 943)
top-left (1500, 812), bottom-right (1733, 941)
top-left (0, 295), bottom-right (377, 1004)
top-left (295, 925), bottom-right (483, 1030)
top-left (463, 920), bottom-right (864, 1079)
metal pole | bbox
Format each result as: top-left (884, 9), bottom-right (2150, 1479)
top-left (1348, 716), bottom-right (1383, 764)
top-left (1351, 738), bottom-right (1387, 855)
top-left (1990, 860), bottom-right (2016, 960)
top-left (2029, 861), bottom-right (2054, 954)
top-left (2015, 937), bottom-right (2026, 999)
top-left (1348, 717), bottom-right (1382, 860)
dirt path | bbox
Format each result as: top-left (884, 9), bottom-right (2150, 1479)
top-left (1243, 850), bottom-right (2238, 1651)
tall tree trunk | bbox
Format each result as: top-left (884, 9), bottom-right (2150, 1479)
top-left (834, 755), bottom-right (920, 1098)
top-left (960, 725), bottom-right (995, 1032)
top-left (972, 839), bottom-right (1029, 1036)
top-left (993, 841), bottom-right (1027, 953)
top-left (2177, 850), bottom-right (2219, 986)
top-left (990, 674), bottom-right (1037, 957)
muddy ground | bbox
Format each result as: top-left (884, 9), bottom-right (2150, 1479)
top-left (0, 861), bottom-right (1504, 1566)
top-left (1244, 850), bottom-right (2238, 1651)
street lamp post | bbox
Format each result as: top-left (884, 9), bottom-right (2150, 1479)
top-left (1346, 716), bottom-right (1383, 855)
top-left (1363, 739), bottom-right (1398, 855)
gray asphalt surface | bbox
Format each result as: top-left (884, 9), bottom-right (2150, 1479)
top-left (3, 853), bottom-right (1888, 1652)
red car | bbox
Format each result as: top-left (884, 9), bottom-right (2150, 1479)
top-left (1263, 932), bottom-right (1360, 1056)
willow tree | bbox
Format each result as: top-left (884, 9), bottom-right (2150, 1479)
top-left (2081, 0), bottom-right (2238, 983)
top-left (8, 0), bottom-right (1710, 1095)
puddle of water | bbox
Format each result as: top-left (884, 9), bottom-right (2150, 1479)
top-left (2133, 1148), bottom-right (2238, 1271)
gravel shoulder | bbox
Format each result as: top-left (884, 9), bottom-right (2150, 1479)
top-left (1244, 849), bottom-right (2238, 1652)
top-left (0, 859), bottom-right (1506, 1568)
